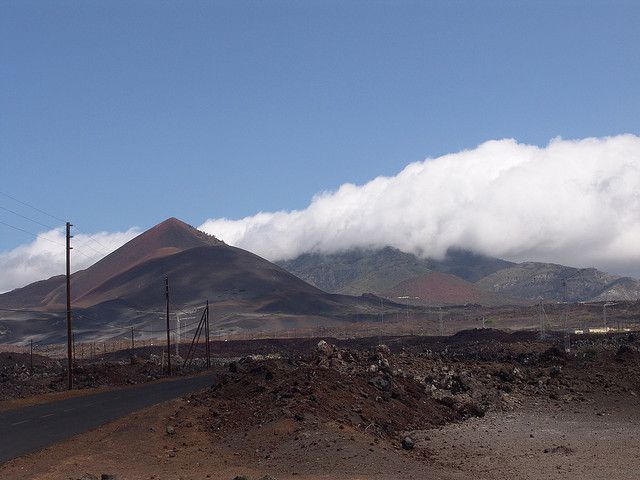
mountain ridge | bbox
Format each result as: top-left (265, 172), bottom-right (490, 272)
top-left (277, 247), bottom-right (640, 303)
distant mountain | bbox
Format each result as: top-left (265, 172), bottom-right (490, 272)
top-left (277, 248), bottom-right (640, 304)
top-left (276, 247), bottom-right (512, 296)
top-left (1, 217), bottom-right (224, 311)
top-left (422, 249), bottom-right (515, 283)
top-left (0, 218), bottom-right (386, 343)
top-left (276, 247), bottom-right (431, 296)
top-left (475, 262), bottom-right (640, 302)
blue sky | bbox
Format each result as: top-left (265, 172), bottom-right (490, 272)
top-left (1, 0), bottom-right (639, 255)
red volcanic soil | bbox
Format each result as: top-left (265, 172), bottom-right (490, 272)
top-left (385, 272), bottom-right (507, 306)
top-left (70, 218), bottom-right (223, 305)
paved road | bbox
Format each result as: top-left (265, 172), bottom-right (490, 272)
top-left (0, 374), bottom-right (214, 464)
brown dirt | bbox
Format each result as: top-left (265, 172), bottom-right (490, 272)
top-left (3, 330), bottom-right (640, 479)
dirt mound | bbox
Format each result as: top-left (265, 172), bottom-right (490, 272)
top-left (189, 344), bottom-right (471, 445)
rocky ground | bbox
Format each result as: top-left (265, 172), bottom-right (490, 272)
top-left (0, 351), bottom-right (212, 403)
top-left (2, 329), bottom-right (640, 479)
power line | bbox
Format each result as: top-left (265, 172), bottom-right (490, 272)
top-left (170, 301), bottom-right (201, 318)
top-left (0, 205), bottom-right (56, 231)
top-left (72, 225), bottom-right (113, 253)
top-left (0, 218), bottom-right (97, 262)
top-left (0, 307), bottom-right (66, 314)
top-left (0, 190), bottom-right (107, 259)
top-left (0, 190), bottom-right (65, 223)
top-left (71, 235), bottom-right (109, 257)
top-left (0, 219), bottom-right (66, 247)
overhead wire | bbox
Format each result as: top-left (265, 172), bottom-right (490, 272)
top-left (0, 205), bottom-right (56, 231)
top-left (72, 225), bottom-right (113, 253)
top-left (0, 192), bottom-right (108, 261)
top-left (0, 219), bottom-right (66, 248)
top-left (0, 190), bottom-right (66, 223)
top-left (0, 218), bottom-right (97, 261)
top-left (70, 234), bottom-right (110, 257)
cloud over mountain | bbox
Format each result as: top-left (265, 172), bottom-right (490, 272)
top-left (200, 135), bottom-right (640, 278)
top-left (0, 228), bottom-right (139, 293)
top-left (2, 134), bottom-right (639, 294)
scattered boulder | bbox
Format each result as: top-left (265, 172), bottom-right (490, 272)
top-left (317, 340), bottom-right (333, 357)
top-left (376, 344), bottom-right (391, 356)
top-left (368, 375), bottom-right (390, 391)
top-left (401, 436), bottom-right (415, 450)
top-left (543, 445), bottom-right (574, 455)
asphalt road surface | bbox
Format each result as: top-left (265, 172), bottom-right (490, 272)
top-left (0, 373), bottom-right (214, 464)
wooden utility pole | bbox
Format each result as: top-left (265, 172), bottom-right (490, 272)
top-left (176, 314), bottom-right (181, 357)
top-left (205, 300), bottom-right (211, 368)
top-left (30, 339), bottom-right (33, 374)
top-left (165, 275), bottom-right (171, 375)
top-left (66, 221), bottom-right (73, 390)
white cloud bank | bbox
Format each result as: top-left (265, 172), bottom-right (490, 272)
top-left (200, 135), bottom-right (640, 278)
top-left (0, 228), bottom-right (139, 293)
top-left (2, 135), bottom-right (639, 294)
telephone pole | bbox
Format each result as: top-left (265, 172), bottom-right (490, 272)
top-left (539, 299), bottom-right (546, 339)
top-left (176, 313), bottom-right (181, 356)
top-left (562, 279), bottom-right (570, 353)
top-left (205, 299), bottom-right (211, 368)
top-left (165, 275), bottom-right (171, 375)
top-left (66, 221), bottom-right (73, 390)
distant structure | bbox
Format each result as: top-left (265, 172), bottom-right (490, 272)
top-left (562, 279), bottom-right (570, 353)
top-left (538, 299), bottom-right (548, 339)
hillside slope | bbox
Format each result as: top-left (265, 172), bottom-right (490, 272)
top-left (476, 262), bottom-right (640, 302)
top-left (278, 248), bottom-right (640, 303)
top-left (0, 218), bottom-right (223, 310)
top-left (277, 247), bottom-right (512, 296)
top-left (385, 272), bottom-right (515, 306)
